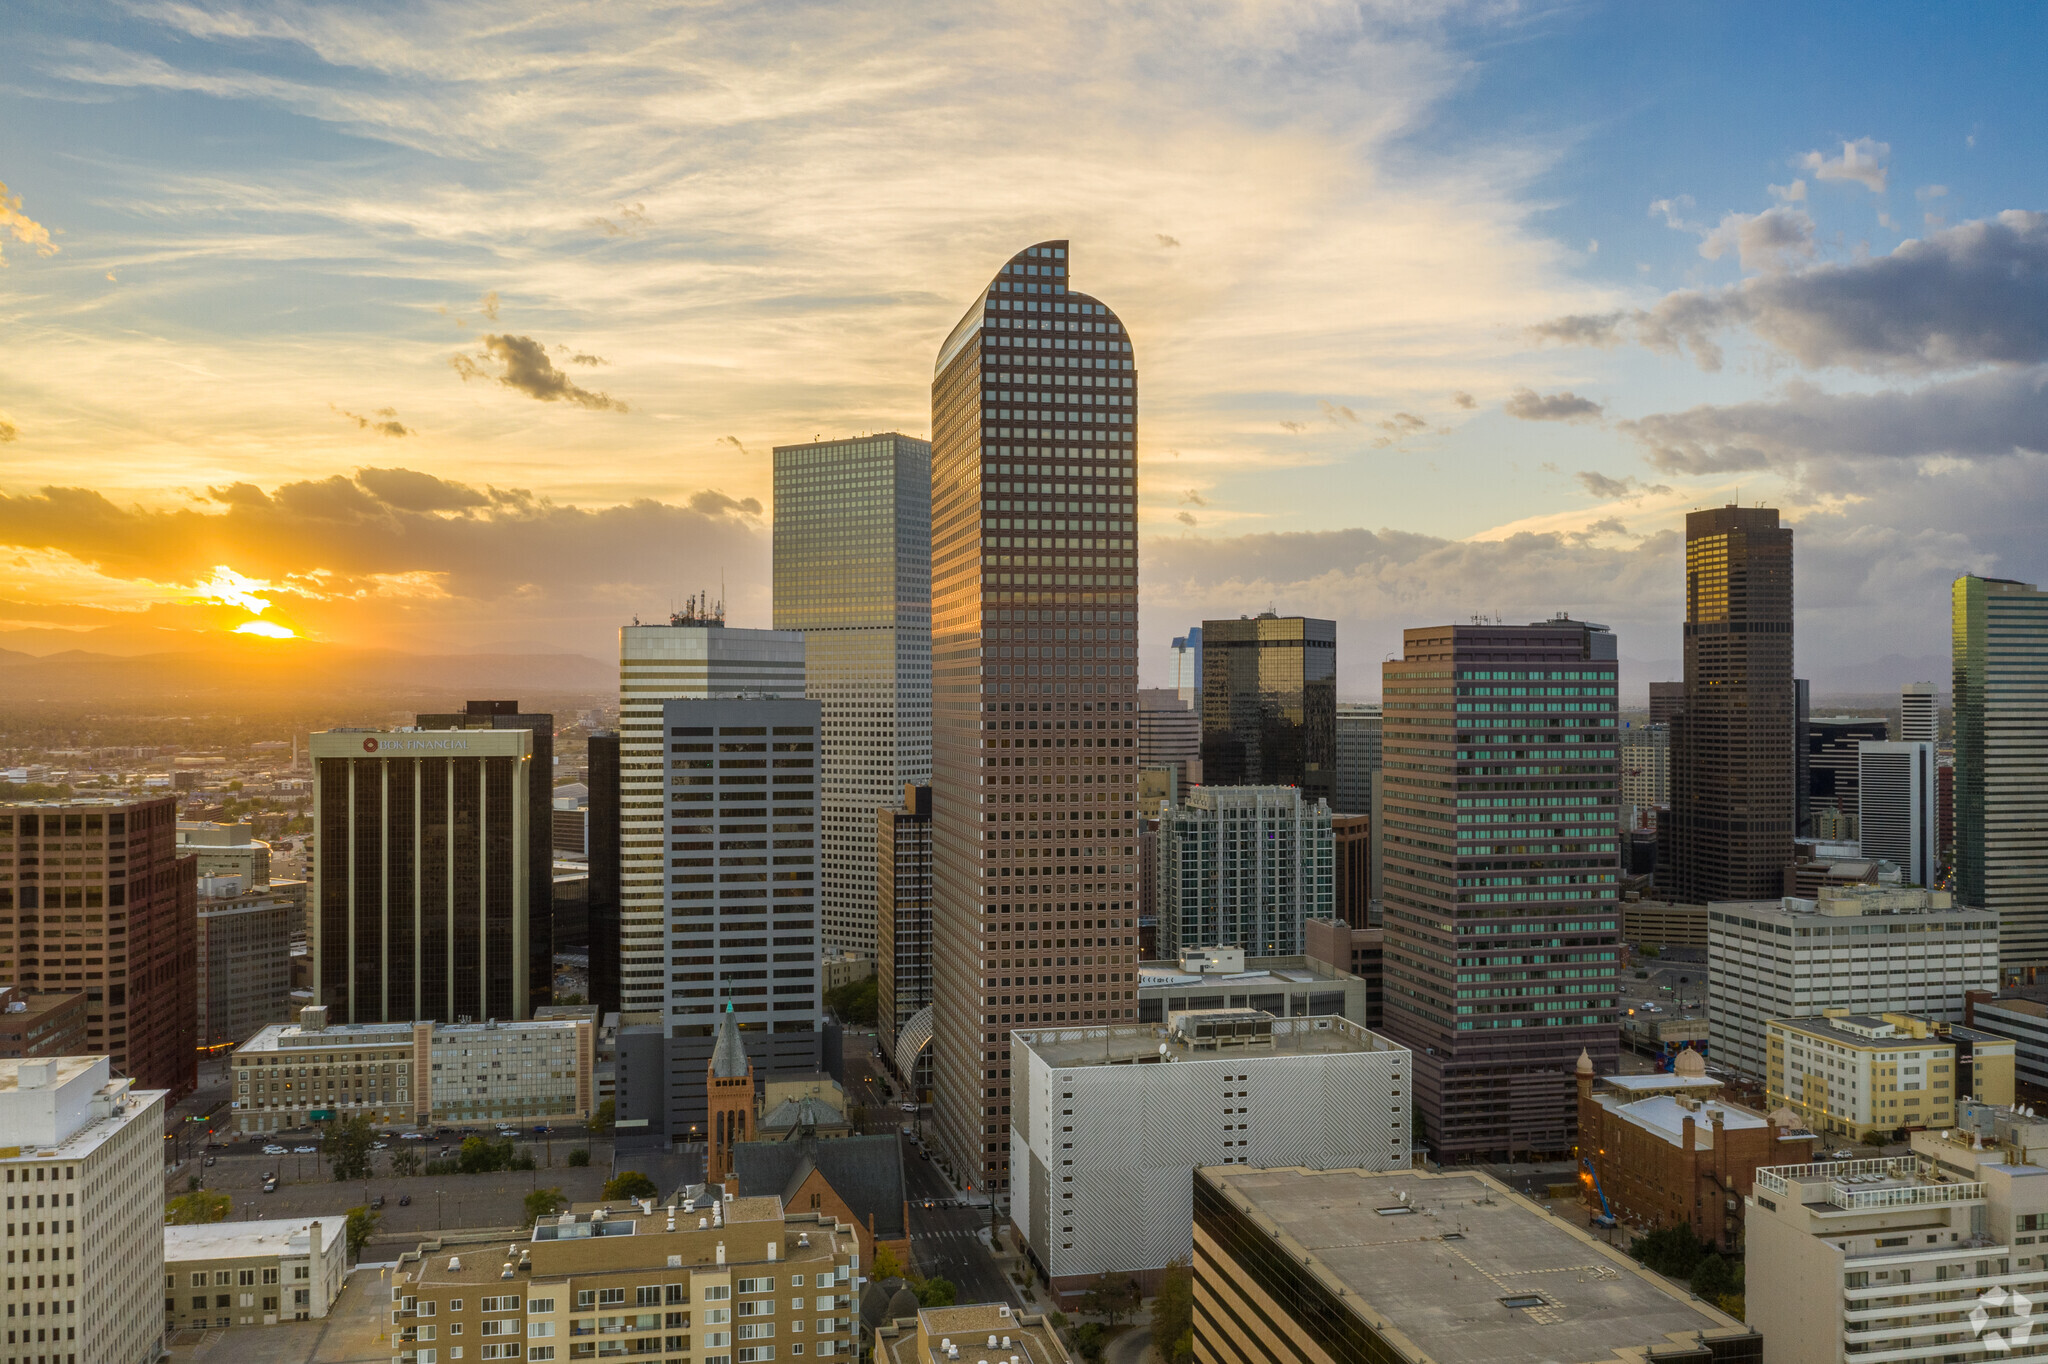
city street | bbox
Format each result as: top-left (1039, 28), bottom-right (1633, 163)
top-left (902, 1130), bottom-right (1017, 1308)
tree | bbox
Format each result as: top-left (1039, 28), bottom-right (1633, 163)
top-left (526, 1187), bottom-right (567, 1224)
top-left (602, 1171), bottom-right (658, 1201)
top-left (824, 977), bottom-right (879, 1027)
top-left (1069, 1323), bottom-right (1107, 1364)
top-left (165, 1190), bottom-right (232, 1225)
top-left (456, 1136), bottom-right (519, 1174)
top-left (915, 1277), bottom-right (957, 1308)
top-left (1690, 1253), bottom-right (1735, 1301)
top-left (588, 1099), bottom-right (616, 1137)
top-left (390, 1146), bottom-right (422, 1178)
top-left (872, 1243), bottom-right (905, 1282)
top-left (328, 1113), bottom-right (377, 1182)
top-left (1080, 1274), bottom-right (1140, 1326)
top-left (1627, 1224), bottom-right (1710, 1280)
top-left (344, 1205), bottom-right (382, 1259)
top-left (1152, 1260), bottom-right (1194, 1364)
top-left (567, 1147), bottom-right (592, 1167)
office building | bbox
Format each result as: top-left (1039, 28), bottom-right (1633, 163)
top-left (876, 1304), bottom-right (1071, 1364)
top-left (1194, 1167), bottom-right (1760, 1364)
top-left (0, 1056), bottom-right (168, 1364)
top-left (1620, 721), bottom-right (1669, 827)
top-left (0, 797), bottom-right (197, 1099)
top-left (175, 820), bottom-right (271, 886)
top-left (1577, 1049), bottom-right (1817, 1251)
top-left (877, 785), bottom-right (933, 1093)
top-left (1967, 997), bottom-right (2048, 1091)
top-left (1648, 679), bottom-right (1686, 725)
top-left (1199, 613), bottom-right (1335, 802)
top-left (1135, 688), bottom-right (1199, 781)
top-left (928, 238), bottom-right (1141, 1198)
top-left (163, 1216), bottom-right (349, 1330)
top-left (586, 730), bottom-right (621, 1015)
top-left (1011, 1010), bottom-right (1407, 1303)
top-left (0, 985), bottom-right (86, 1058)
top-left (230, 1002), bottom-right (596, 1133)
top-left (1330, 812), bottom-right (1371, 927)
top-left (415, 700), bottom-right (557, 1012)
top-left (1622, 897), bottom-right (1710, 951)
top-left (1806, 715), bottom-right (1889, 824)
top-left (1155, 786), bottom-right (1332, 957)
top-left (1766, 1011), bottom-right (2013, 1139)
top-left (1169, 627), bottom-right (1201, 704)
top-left (656, 697), bottom-right (824, 1132)
top-left (620, 612), bottom-right (806, 1017)
top-left (774, 433), bottom-right (933, 963)
top-left (1331, 699), bottom-right (1380, 817)
top-left (1300, 922), bottom-right (1383, 1028)
top-left (1858, 740), bottom-right (1938, 886)
top-left (389, 1193), bottom-right (860, 1363)
top-left (1662, 505), bottom-right (1796, 904)
top-left (1707, 885), bottom-right (1998, 1079)
top-left (1794, 677), bottom-right (1812, 837)
top-left (1953, 575), bottom-right (2048, 967)
top-left (310, 727), bottom-right (534, 1024)
top-left (1900, 680), bottom-right (1938, 743)
top-left (1378, 617), bottom-right (1622, 1160)
top-left (196, 887), bottom-right (292, 1049)
top-left (1136, 946), bottom-right (1374, 1027)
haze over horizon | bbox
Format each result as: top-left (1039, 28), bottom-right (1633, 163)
top-left (4, 1), bottom-right (2044, 699)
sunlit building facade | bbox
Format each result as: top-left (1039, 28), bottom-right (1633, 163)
top-left (1199, 613), bottom-right (1336, 804)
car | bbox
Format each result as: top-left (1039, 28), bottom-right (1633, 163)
top-left (400, 1131), bottom-right (428, 1140)
top-left (900, 1102), bottom-right (918, 1113)
top-left (901, 1126), bottom-right (914, 1135)
top-left (261, 1181), bottom-right (277, 1193)
top-left (371, 1195), bottom-right (385, 1210)
top-left (293, 1146), bottom-right (316, 1154)
top-left (1831, 1148), bottom-right (1855, 1160)
top-left (262, 1145), bottom-right (288, 1155)
top-left (399, 1194), bottom-right (412, 1206)
top-left (919, 1151), bottom-right (930, 1161)
top-left (371, 1143), bottom-right (389, 1151)
top-left (204, 1156), bottom-right (216, 1167)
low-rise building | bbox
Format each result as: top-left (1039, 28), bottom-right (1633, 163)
top-left (1136, 947), bottom-right (1370, 1028)
top-left (1301, 919), bottom-right (1382, 1030)
top-left (1619, 1009), bottom-right (1710, 1062)
top-left (875, 1303), bottom-right (1069, 1364)
top-left (163, 1216), bottom-right (349, 1330)
top-left (231, 1004), bottom-right (596, 1134)
top-left (1196, 1166), bottom-right (1761, 1364)
top-left (823, 951), bottom-right (874, 994)
top-left (388, 1193), bottom-right (861, 1364)
top-left (1765, 1011), bottom-right (2015, 1141)
top-left (1576, 1047), bottom-right (1817, 1250)
top-left (0, 985), bottom-right (87, 1058)
top-left (1012, 1010), bottom-right (1407, 1305)
top-left (1622, 896), bottom-right (1708, 951)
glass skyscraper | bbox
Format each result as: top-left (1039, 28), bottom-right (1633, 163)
top-left (929, 239), bottom-right (1141, 1198)
top-left (1199, 613), bottom-right (1336, 803)
top-left (1953, 575), bottom-right (2048, 966)
top-left (773, 433), bottom-right (932, 962)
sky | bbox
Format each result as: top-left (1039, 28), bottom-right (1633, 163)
top-left (2, 0), bottom-right (2045, 697)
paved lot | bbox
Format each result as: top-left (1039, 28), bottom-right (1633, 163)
top-left (162, 1263), bottom-right (397, 1364)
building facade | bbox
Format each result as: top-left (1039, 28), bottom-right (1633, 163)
top-left (0, 797), bottom-right (197, 1098)
top-left (1953, 574), bottom-right (2048, 968)
top-left (1136, 947), bottom-right (1374, 1028)
top-left (876, 785), bottom-right (932, 1089)
top-left (1858, 739), bottom-right (1938, 886)
top-left (587, 730), bottom-right (621, 1016)
top-left (1169, 627), bottom-right (1202, 703)
top-left (1199, 613), bottom-right (1336, 803)
top-left (1330, 812), bottom-right (1371, 928)
top-left (1378, 617), bottom-right (1623, 1160)
top-left (1707, 885), bottom-right (1999, 1079)
top-left (773, 434), bottom-right (933, 963)
top-left (1155, 786), bottom-right (1333, 957)
top-left (175, 821), bottom-right (271, 887)
top-left (1011, 1012), bottom-right (1407, 1303)
top-left (196, 890), bottom-right (292, 1049)
top-left (311, 728), bottom-right (533, 1025)
top-left (1806, 715), bottom-right (1889, 826)
top-left (1299, 923), bottom-right (1384, 1029)
top-left (1620, 721), bottom-right (1669, 828)
top-left (928, 239), bottom-right (1141, 1199)
top-left (1135, 689), bottom-right (1199, 782)
top-left (1900, 681), bottom-right (1938, 744)
top-left (1332, 700), bottom-right (1381, 818)
top-left (1765, 1012), bottom-right (2014, 1139)
top-left (164, 1216), bottom-right (349, 1330)
top-left (1662, 505), bottom-right (1796, 904)
top-left (0, 986), bottom-right (87, 1058)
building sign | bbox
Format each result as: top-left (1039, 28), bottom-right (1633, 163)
top-left (359, 736), bottom-right (473, 754)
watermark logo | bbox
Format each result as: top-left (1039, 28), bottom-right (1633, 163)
top-left (362, 737), bottom-right (379, 753)
top-left (1971, 1286), bottom-right (2034, 1351)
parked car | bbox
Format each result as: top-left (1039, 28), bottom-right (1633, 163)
top-left (261, 1181), bottom-right (277, 1194)
top-left (1831, 1148), bottom-right (1855, 1160)
top-left (262, 1145), bottom-right (288, 1156)
top-left (900, 1102), bottom-right (918, 1113)
top-left (370, 1195), bottom-right (385, 1210)
top-left (398, 1194), bottom-right (412, 1207)
top-left (293, 1145), bottom-right (317, 1154)
top-left (204, 1156), bottom-right (216, 1167)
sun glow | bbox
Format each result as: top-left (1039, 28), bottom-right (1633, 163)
top-left (233, 620), bottom-right (296, 639)
top-left (192, 565), bottom-right (276, 615)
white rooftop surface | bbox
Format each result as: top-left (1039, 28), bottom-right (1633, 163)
top-left (1596, 1073), bottom-right (1721, 1093)
top-left (1138, 968), bottom-right (1324, 987)
top-left (1612, 1097), bottom-right (1768, 1148)
top-left (165, 1216), bottom-right (350, 1261)
top-left (0, 1056), bottom-right (165, 1157)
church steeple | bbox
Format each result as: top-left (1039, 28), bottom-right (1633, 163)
top-left (706, 1003), bottom-right (755, 1184)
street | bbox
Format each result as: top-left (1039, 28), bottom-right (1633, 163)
top-left (901, 1130), bottom-right (1017, 1307)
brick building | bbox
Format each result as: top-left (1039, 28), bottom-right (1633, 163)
top-left (1576, 1047), bottom-right (1817, 1251)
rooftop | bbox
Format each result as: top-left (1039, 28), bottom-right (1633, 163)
top-left (876, 1304), bottom-right (1069, 1364)
top-left (165, 1216), bottom-right (349, 1262)
top-left (1015, 1013), bottom-right (1400, 1069)
top-left (1754, 1157), bottom-right (2000, 1215)
top-left (1137, 952), bottom-right (1354, 992)
top-left (1771, 1013), bottom-right (2009, 1048)
top-left (1203, 1167), bottom-right (1751, 1364)
top-left (1604, 1095), bottom-right (1773, 1149)
top-left (236, 1013), bottom-right (582, 1053)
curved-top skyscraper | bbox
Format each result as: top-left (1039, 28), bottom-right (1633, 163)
top-left (927, 240), bottom-right (1142, 1200)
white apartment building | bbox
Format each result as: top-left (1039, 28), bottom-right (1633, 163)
top-left (0, 1056), bottom-right (168, 1364)
top-left (618, 617), bottom-right (806, 1016)
top-left (1621, 721), bottom-right (1669, 827)
top-left (164, 1215), bottom-right (349, 1329)
top-left (1860, 739), bottom-right (1939, 887)
top-left (1155, 786), bottom-right (1333, 957)
top-left (1010, 1010), bottom-right (1407, 1303)
top-left (1750, 1129), bottom-right (2048, 1363)
top-left (1708, 885), bottom-right (1999, 1078)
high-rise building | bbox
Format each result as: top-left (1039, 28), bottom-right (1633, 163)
top-left (1901, 680), bottom-right (1938, 743)
top-left (1135, 688), bottom-right (1199, 780)
top-left (196, 885), bottom-right (292, 1048)
top-left (415, 700), bottom-right (557, 1011)
top-left (1379, 616), bottom-right (1622, 1160)
top-left (618, 611), bottom-right (805, 1017)
top-left (877, 784), bottom-right (933, 1094)
top-left (1332, 811), bottom-right (1372, 927)
top-left (0, 797), bottom-right (197, 1098)
top-left (1859, 740), bottom-right (1939, 886)
top-left (311, 728), bottom-right (534, 1024)
top-left (585, 730), bottom-right (621, 1016)
top-left (1199, 613), bottom-right (1336, 802)
top-left (1620, 721), bottom-right (1670, 828)
top-left (928, 238), bottom-right (1141, 1199)
top-left (0, 1056), bottom-right (168, 1364)
top-left (1169, 626), bottom-right (1201, 703)
top-left (1953, 575), bottom-right (2048, 967)
top-left (773, 433), bottom-right (933, 963)
top-left (1806, 715), bottom-right (1889, 826)
top-left (1155, 786), bottom-right (1333, 956)
top-left (1332, 700), bottom-right (1381, 815)
top-left (1648, 680), bottom-right (1686, 725)
top-left (658, 696), bottom-right (823, 1131)
top-left (1794, 677), bottom-right (1812, 837)
top-left (1662, 505), bottom-right (1795, 903)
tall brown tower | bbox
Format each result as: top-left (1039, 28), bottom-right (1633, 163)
top-left (706, 1005), bottom-right (754, 1185)
top-left (1662, 506), bottom-right (1795, 903)
top-left (928, 240), bottom-right (1142, 1199)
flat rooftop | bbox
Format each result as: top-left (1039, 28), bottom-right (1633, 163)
top-left (165, 1216), bottom-right (349, 1261)
top-left (1016, 1014), bottom-right (1399, 1069)
top-left (1137, 956), bottom-right (1349, 990)
top-left (1204, 1167), bottom-right (1750, 1364)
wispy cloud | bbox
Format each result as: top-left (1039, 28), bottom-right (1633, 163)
top-left (450, 335), bottom-right (627, 411)
top-left (1504, 388), bottom-right (1603, 422)
top-left (1800, 137), bottom-right (1890, 193)
top-left (0, 181), bottom-right (59, 266)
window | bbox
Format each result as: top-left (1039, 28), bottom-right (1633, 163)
top-left (736, 1278), bottom-right (775, 1295)
top-left (484, 1295), bottom-right (521, 1312)
top-left (527, 1298), bottom-right (556, 1313)
top-left (598, 1288), bottom-right (626, 1307)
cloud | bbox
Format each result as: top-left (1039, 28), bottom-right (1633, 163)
top-left (1318, 400), bottom-right (1360, 425)
top-left (1180, 489), bottom-right (1207, 506)
top-left (717, 435), bottom-right (751, 457)
top-left (1769, 179), bottom-right (1807, 202)
top-left (0, 415), bottom-right (15, 442)
top-left (333, 404), bottom-right (415, 437)
top-left (479, 290), bottom-right (500, 321)
top-left (1801, 137), bottom-right (1890, 193)
top-left (1528, 312), bottom-right (1625, 348)
top-left (686, 489), bottom-right (762, 517)
top-left (1155, 234), bottom-right (1180, 248)
top-left (1370, 411), bottom-right (1430, 447)
top-left (1573, 470), bottom-right (1673, 501)
top-left (0, 181), bottom-right (59, 266)
top-left (1451, 391), bottom-right (1475, 410)
top-left (1278, 420), bottom-right (1307, 433)
top-left (1583, 516), bottom-right (1629, 537)
top-left (451, 334), bottom-right (627, 411)
top-left (1649, 195), bottom-right (1702, 233)
top-left (1698, 206), bottom-right (1815, 272)
top-left (1504, 388), bottom-right (1603, 422)
top-left (566, 353), bottom-right (607, 367)
top-left (351, 466), bottom-right (488, 511)
top-left (1916, 185), bottom-right (1949, 203)
top-left (1175, 511), bottom-right (1197, 526)
top-left (586, 204), bottom-right (648, 237)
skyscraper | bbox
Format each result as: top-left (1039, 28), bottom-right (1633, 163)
top-left (1805, 715), bottom-right (1889, 825)
top-left (1648, 681), bottom-right (1686, 725)
top-left (1136, 688), bottom-right (1200, 781)
top-left (1901, 681), bottom-right (1938, 743)
top-left (1199, 613), bottom-right (1336, 802)
top-left (1170, 627), bottom-right (1202, 703)
top-left (1155, 786), bottom-right (1333, 956)
top-left (1953, 575), bottom-right (2048, 966)
top-left (929, 238), bottom-right (1140, 1198)
top-left (1662, 505), bottom-right (1795, 904)
top-left (585, 730), bottom-right (621, 1016)
top-left (1859, 740), bottom-right (1938, 886)
top-left (1333, 700), bottom-right (1382, 815)
top-left (773, 433), bottom-right (933, 963)
top-left (1379, 616), bottom-right (1621, 1160)
top-left (617, 608), bottom-right (805, 1017)
top-left (878, 784), bottom-right (933, 1095)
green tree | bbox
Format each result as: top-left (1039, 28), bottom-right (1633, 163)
top-left (1690, 1253), bottom-right (1735, 1301)
top-left (525, 1187), bottom-right (566, 1224)
top-left (872, 1243), bottom-right (905, 1282)
top-left (824, 977), bottom-right (879, 1027)
top-left (1069, 1323), bottom-right (1107, 1364)
top-left (165, 1190), bottom-right (232, 1225)
top-left (588, 1099), bottom-right (616, 1137)
top-left (1627, 1224), bottom-right (1711, 1280)
top-left (390, 1145), bottom-right (423, 1178)
top-left (344, 1205), bottom-right (382, 1258)
top-left (328, 1113), bottom-right (377, 1182)
top-left (1152, 1260), bottom-right (1194, 1364)
top-left (456, 1136), bottom-right (518, 1174)
top-left (602, 1171), bottom-right (658, 1201)
top-left (915, 1277), bottom-right (957, 1308)
top-left (1080, 1274), bottom-right (1139, 1326)
top-left (567, 1147), bottom-right (592, 1167)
